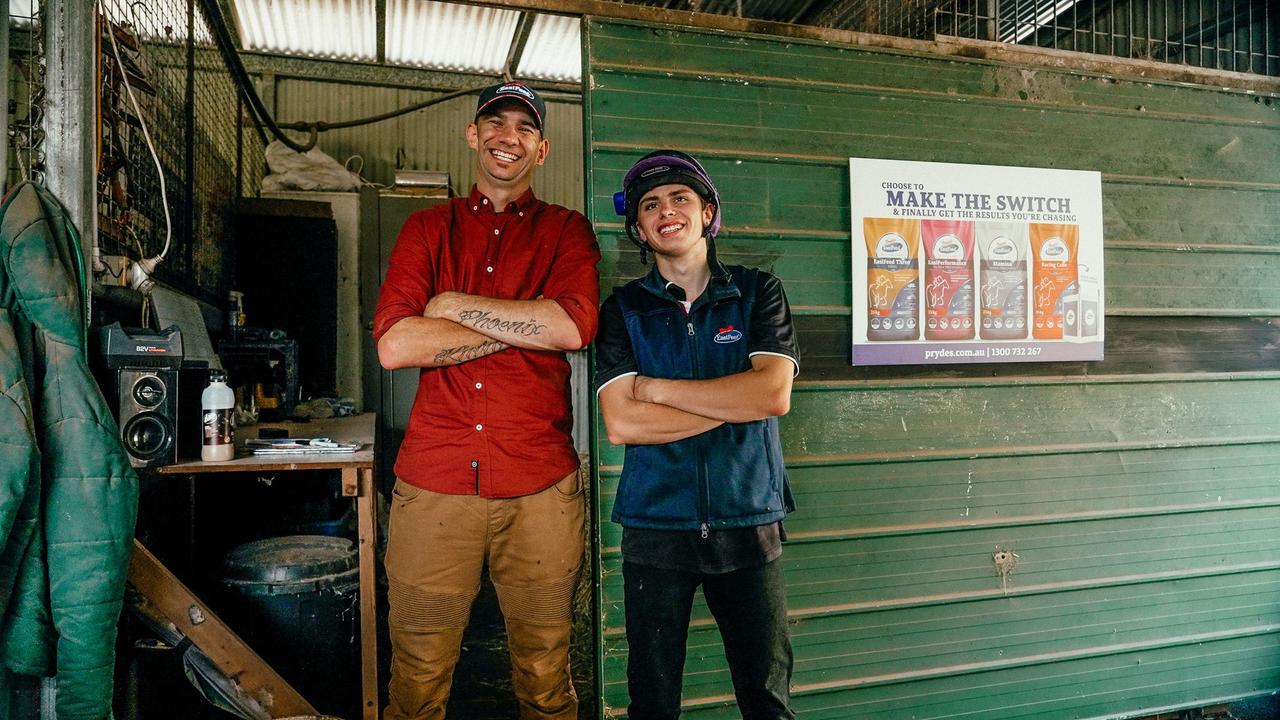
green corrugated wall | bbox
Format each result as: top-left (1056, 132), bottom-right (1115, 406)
top-left (584, 16), bottom-right (1280, 720)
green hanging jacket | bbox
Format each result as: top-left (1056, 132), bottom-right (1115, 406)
top-left (0, 182), bottom-right (139, 719)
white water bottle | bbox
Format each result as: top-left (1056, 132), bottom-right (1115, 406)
top-left (201, 370), bottom-right (235, 462)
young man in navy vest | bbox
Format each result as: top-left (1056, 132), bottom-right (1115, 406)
top-left (595, 150), bottom-right (799, 720)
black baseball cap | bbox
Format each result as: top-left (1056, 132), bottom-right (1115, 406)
top-left (475, 81), bottom-right (546, 130)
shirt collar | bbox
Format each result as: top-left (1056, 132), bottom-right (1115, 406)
top-left (467, 185), bottom-right (539, 215)
top-left (640, 258), bottom-right (738, 306)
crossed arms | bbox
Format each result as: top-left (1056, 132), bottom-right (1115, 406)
top-left (377, 292), bottom-right (585, 369)
top-left (598, 354), bottom-right (794, 446)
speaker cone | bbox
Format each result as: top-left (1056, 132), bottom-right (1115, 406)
top-left (123, 412), bottom-right (174, 460)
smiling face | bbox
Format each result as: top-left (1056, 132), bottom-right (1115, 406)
top-left (466, 103), bottom-right (549, 198)
top-left (635, 183), bottom-right (716, 261)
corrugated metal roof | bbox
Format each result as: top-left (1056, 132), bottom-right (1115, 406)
top-left (232, 0), bottom-right (377, 60)
top-left (517, 14), bottom-right (582, 82)
top-left (386, 1), bottom-right (520, 73)
top-left (228, 0), bottom-right (585, 82)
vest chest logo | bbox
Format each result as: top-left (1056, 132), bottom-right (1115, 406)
top-left (713, 325), bottom-right (743, 344)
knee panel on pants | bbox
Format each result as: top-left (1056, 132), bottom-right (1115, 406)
top-left (494, 570), bottom-right (579, 625)
top-left (389, 579), bottom-right (479, 631)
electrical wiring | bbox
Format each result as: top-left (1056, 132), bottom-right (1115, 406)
top-left (99, 259), bottom-right (124, 280)
top-left (100, 0), bottom-right (170, 293)
top-left (273, 85), bottom-right (484, 135)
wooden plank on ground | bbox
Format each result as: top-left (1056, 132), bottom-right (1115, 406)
top-left (127, 539), bottom-right (318, 717)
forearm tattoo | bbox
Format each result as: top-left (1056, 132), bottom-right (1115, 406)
top-left (457, 309), bottom-right (547, 337)
top-left (433, 339), bottom-right (508, 365)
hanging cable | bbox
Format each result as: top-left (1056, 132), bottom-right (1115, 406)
top-left (274, 86), bottom-right (483, 133)
top-left (194, 0), bottom-right (318, 152)
top-left (100, 0), bottom-right (170, 294)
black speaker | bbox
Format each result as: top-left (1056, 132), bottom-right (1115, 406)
top-left (98, 323), bottom-right (184, 469)
top-left (115, 368), bottom-right (179, 468)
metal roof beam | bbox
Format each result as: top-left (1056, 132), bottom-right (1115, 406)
top-left (218, 0), bottom-right (243, 47)
top-left (375, 0), bottom-right (386, 63)
top-left (233, 49), bottom-right (581, 95)
top-left (503, 10), bottom-right (537, 80)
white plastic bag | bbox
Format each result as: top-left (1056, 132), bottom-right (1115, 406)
top-left (260, 140), bottom-right (365, 192)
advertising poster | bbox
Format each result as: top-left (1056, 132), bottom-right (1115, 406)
top-left (850, 158), bottom-right (1105, 366)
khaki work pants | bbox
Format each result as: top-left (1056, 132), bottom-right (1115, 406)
top-left (383, 472), bottom-right (584, 720)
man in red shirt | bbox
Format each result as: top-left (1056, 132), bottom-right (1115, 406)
top-left (373, 81), bottom-right (600, 720)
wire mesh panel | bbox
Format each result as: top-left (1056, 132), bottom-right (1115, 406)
top-left (934, 0), bottom-right (1278, 75)
top-left (10, 0), bottom-right (46, 187)
top-left (98, 0), bottom-right (253, 305)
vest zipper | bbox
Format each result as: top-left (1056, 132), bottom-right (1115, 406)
top-left (686, 315), bottom-right (711, 540)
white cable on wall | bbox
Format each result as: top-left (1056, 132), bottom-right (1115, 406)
top-left (100, 0), bottom-right (171, 293)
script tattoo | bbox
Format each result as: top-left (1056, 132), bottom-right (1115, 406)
top-left (433, 340), bottom-right (508, 365)
top-left (457, 309), bottom-right (546, 337)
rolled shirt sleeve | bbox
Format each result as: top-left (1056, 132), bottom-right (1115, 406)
top-left (544, 212), bottom-right (602, 347)
top-left (373, 211), bottom-right (435, 343)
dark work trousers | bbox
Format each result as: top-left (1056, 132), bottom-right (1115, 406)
top-left (622, 558), bottom-right (795, 720)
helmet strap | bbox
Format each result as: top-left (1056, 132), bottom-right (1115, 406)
top-left (625, 223), bottom-right (651, 265)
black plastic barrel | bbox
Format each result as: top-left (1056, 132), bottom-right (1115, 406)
top-left (220, 535), bottom-right (359, 718)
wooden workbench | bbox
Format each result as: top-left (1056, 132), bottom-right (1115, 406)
top-left (157, 413), bottom-right (378, 720)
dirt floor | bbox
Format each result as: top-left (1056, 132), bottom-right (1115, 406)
top-left (447, 573), bottom-right (597, 720)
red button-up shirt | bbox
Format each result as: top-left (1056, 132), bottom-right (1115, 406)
top-left (373, 187), bottom-right (600, 497)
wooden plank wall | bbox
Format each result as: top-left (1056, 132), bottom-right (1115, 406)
top-left (583, 17), bottom-right (1280, 720)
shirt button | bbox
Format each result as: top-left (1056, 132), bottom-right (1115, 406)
top-left (475, 424), bottom-right (483, 431)
top-left (492, 228), bottom-right (499, 236)
top-left (475, 382), bottom-right (483, 389)
top-left (486, 266), bottom-right (494, 273)
top-left (518, 211), bottom-right (524, 217)
top-left (472, 205), bottom-right (477, 211)
top-left (482, 198), bottom-right (489, 205)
